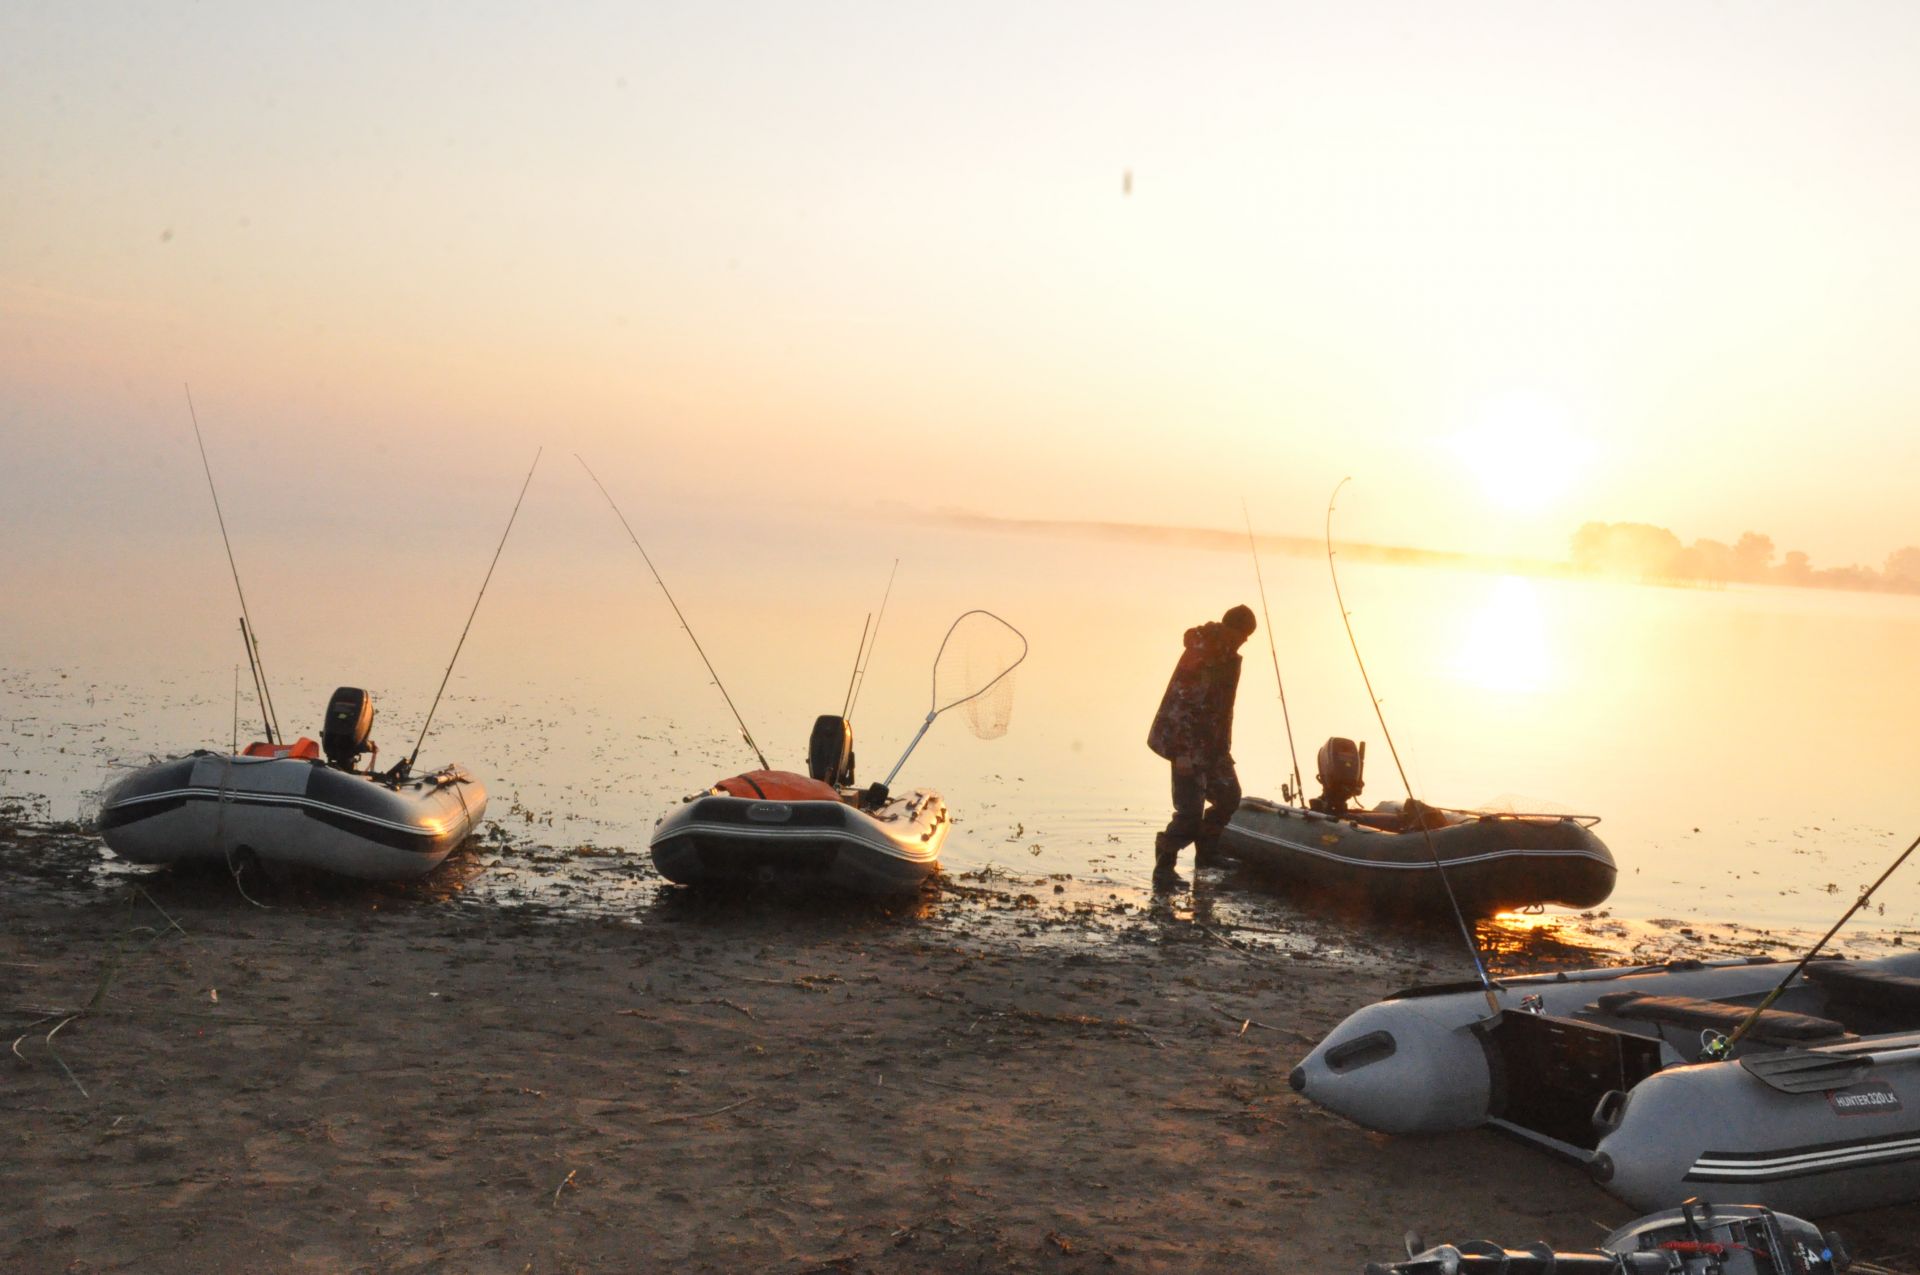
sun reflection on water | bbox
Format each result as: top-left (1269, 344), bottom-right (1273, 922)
top-left (1450, 574), bottom-right (1554, 694)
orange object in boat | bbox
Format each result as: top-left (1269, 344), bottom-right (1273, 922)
top-left (242, 737), bottom-right (321, 761)
top-left (712, 770), bottom-right (841, 802)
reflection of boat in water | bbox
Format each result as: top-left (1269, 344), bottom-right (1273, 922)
top-left (99, 689), bottom-right (487, 882)
top-left (1221, 738), bottom-right (1615, 915)
top-left (650, 715), bottom-right (950, 897)
top-left (1292, 949), bottom-right (1920, 1217)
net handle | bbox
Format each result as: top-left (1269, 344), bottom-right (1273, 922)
top-left (880, 609), bottom-right (1028, 789)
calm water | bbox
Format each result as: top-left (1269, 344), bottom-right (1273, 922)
top-left (4, 496), bottom-right (1917, 954)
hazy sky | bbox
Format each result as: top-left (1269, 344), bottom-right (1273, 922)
top-left (6, 2), bottom-right (1919, 566)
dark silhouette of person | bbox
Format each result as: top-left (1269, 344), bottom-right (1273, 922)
top-left (1147, 605), bottom-right (1256, 890)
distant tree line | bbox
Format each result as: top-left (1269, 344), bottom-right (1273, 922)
top-left (1571, 523), bottom-right (1920, 594)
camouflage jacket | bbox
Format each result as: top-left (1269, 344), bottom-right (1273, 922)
top-left (1146, 622), bottom-right (1242, 765)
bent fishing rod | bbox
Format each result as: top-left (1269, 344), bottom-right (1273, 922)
top-left (576, 454), bottom-right (770, 771)
top-left (1328, 477), bottom-right (1498, 1013)
top-left (186, 385), bottom-right (282, 745)
top-left (1243, 500), bottom-right (1303, 804)
top-left (405, 448), bottom-right (543, 775)
top-left (1710, 825), bottom-right (1920, 1058)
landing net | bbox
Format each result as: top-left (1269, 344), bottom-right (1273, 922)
top-left (932, 609), bottom-right (1027, 739)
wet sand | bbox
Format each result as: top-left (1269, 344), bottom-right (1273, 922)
top-left (4, 816), bottom-right (1917, 1273)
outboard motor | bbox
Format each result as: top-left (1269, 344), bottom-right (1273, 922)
top-left (1314, 737), bottom-right (1365, 813)
top-left (1364, 1200), bottom-right (1849, 1274)
top-left (322, 687), bottom-right (376, 771)
top-left (807, 714), bottom-right (855, 787)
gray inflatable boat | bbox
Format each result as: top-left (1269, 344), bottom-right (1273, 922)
top-left (1291, 951), bottom-right (1920, 1217)
top-left (99, 751), bottom-right (484, 881)
top-left (1223, 736), bottom-right (1615, 915)
top-left (1222, 797), bottom-right (1615, 915)
top-left (97, 688), bottom-right (486, 882)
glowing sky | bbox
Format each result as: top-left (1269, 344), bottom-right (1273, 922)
top-left (6, 2), bottom-right (1919, 566)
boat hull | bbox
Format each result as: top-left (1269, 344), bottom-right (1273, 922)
top-left (1593, 1034), bottom-right (1920, 1216)
top-left (650, 789), bottom-right (948, 897)
top-left (98, 753), bottom-right (487, 881)
top-left (1221, 797), bottom-right (1616, 914)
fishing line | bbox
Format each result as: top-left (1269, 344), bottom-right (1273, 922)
top-left (576, 454), bottom-right (770, 771)
top-left (186, 385), bottom-right (281, 744)
top-left (406, 448), bottom-right (543, 773)
top-left (1242, 500), bottom-right (1303, 804)
top-left (846, 557), bottom-right (899, 724)
top-left (1327, 477), bottom-right (1497, 1012)
top-left (1711, 825), bottom-right (1920, 1057)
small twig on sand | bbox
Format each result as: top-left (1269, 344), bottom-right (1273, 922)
top-left (651, 1096), bottom-right (755, 1125)
top-left (11, 1014), bottom-right (56, 1061)
top-left (703, 998), bottom-right (756, 1020)
top-left (1209, 1005), bottom-right (1281, 1034)
top-left (43, 1015), bottom-right (87, 1098)
top-left (552, 1168), bottom-right (577, 1206)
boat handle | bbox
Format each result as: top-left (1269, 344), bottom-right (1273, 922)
top-left (1591, 1088), bottom-right (1628, 1138)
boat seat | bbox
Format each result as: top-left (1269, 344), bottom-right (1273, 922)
top-left (1589, 991), bottom-right (1850, 1045)
top-left (1803, 961), bottom-right (1920, 1011)
top-left (1802, 961), bottom-right (1920, 1033)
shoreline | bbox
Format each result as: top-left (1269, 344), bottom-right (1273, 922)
top-left (5, 816), bottom-right (1918, 1272)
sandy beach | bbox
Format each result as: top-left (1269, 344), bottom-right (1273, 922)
top-left (3, 812), bottom-right (1915, 1275)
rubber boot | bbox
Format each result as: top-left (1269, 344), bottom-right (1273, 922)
top-left (1151, 837), bottom-right (1187, 892)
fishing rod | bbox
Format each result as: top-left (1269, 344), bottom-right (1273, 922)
top-left (1709, 826), bottom-right (1920, 1058)
top-left (1243, 500), bottom-right (1303, 804)
top-left (187, 385), bottom-right (281, 744)
top-left (576, 454), bottom-right (770, 771)
top-left (846, 557), bottom-right (899, 724)
top-left (839, 614), bottom-right (872, 721)
top-left (1328, 477), bottom-right (1497, 1013)
top-left (405, 448), bottom-right (543, 774)
top-left (238, 618), bottom-right (272, 744)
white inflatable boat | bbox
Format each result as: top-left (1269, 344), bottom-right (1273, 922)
top-left (650, 715), bottom-right (949, 897)
top-left (1291, 950), bottom-right (1920, 1217)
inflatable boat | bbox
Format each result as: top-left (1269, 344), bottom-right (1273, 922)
top-left (650, 715), bottom-right (949, 897)
top-left (98, 688), bottom-right (486, 882)
top-left (1222, 738), bottom-right (1615, 914)
top-left (1291, 950), bottom-right (1920, 1217)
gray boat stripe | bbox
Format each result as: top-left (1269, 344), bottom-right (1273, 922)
top-left (104, 787), bottom-right (442, 838)
top-left (1687, 1134), bottom-right (1920, 1180)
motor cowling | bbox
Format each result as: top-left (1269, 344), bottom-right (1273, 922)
top-left (807, 714), bottom-right (855, 787)
top-left (322, 687), bottom-right (376, 770)
top-left (1316, 737), bottom-right (1365, 812)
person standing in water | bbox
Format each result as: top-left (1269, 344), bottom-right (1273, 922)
top-left (1147, 604), bottom-right (1257, 890)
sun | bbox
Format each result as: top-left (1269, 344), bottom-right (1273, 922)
top-left (1448, 394), bottom-right (1596, 513)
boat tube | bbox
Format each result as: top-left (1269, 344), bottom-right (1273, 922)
top-left (1292, 951), bottom-right (1920, 1216)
